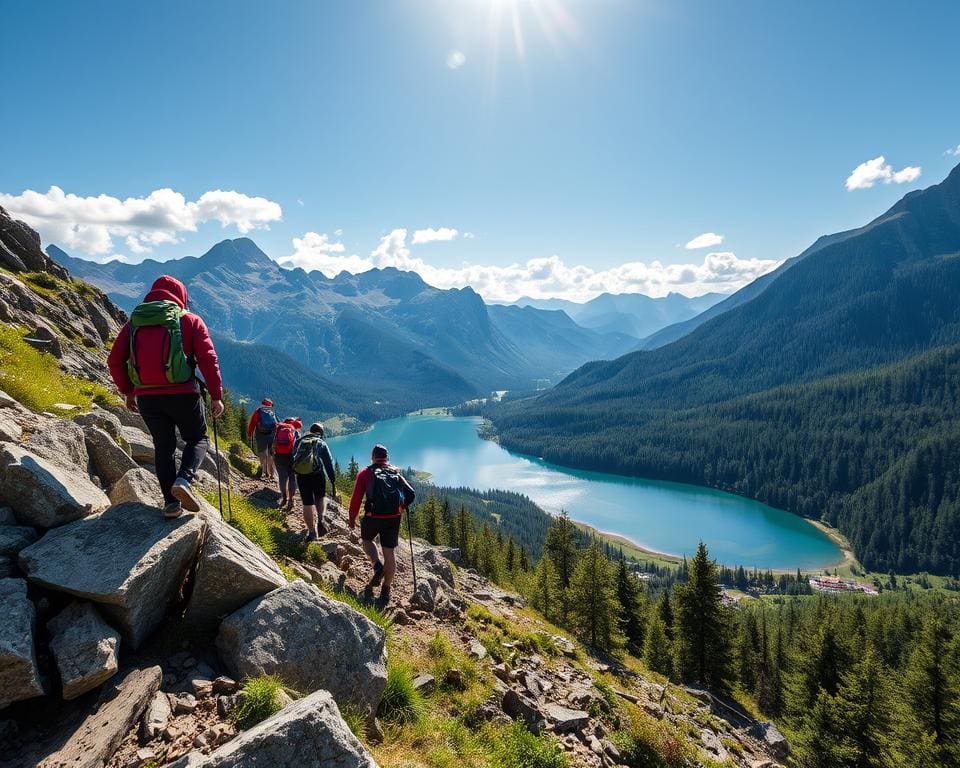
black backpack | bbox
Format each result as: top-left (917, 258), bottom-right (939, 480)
top-left (365, 464), bottom-right (405, 517)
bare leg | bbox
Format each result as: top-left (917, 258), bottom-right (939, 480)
top-left (257, 448), bottom-right (270, 479)
top-left (381, 547), bottom-right (396, 589)
top-left (361, 537), bottom-right (381, 567)
top-left (318, 496), bottom-right (328, 531)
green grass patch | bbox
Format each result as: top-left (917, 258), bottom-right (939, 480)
top-left (378, 661), bottom-right (425, 725)
top-left (490, 721), bottom-right (568, 768)
top-left (303, 542), bottom-right (328, 567)
top-left (322, 586), bottom-right (395, 633)
top-left (203, 490), bottom-right (293, 559)
top-left (0, 324), bottom-right (116, 414)
top-left (340, 704), bottom-right (369, 742)
top-left (466, 603), bottom-right (509, 631)
top-left (231, 675), bottom-right (287, 730)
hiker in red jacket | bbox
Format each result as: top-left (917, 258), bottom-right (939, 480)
top-left (348, 444), bottom-right (416, 607)
top-left (246, 399), bottom-right (278, 481)
top-left (273, 416), bottom-right (302, 511)
top-left (107, 275), bottom-right (224, 519)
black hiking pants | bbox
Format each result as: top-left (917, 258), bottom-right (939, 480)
top-left (137, 393), bottom-right (208, 504)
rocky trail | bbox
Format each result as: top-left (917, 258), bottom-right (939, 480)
top-left (0, 205), bottom-right (788, 767)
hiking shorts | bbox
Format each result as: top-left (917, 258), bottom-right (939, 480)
top-left (255, 431), bottom-right (274, 454)
top-left (296, 473), bottom-right (326, 506)
top-left (360, 516), bottom-right (402, 549)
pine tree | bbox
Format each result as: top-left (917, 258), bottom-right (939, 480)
top-left (904, 616), bottom-right (959, 763)
top-left (643, 612), bottom-right (673, 678)
top-left (531, 554), bottom-right (559, 622)
top-left (832, 646), bottom-right (894, 768)
top-left (568, 541), bottom-right (624, 652)
top-left (674, 541), bottom-right (733, 690)
top-left (453, 504), bottom-right (474, 566)
top-left (347, 455), bottom-right (359, 484)
top-left (475, 524), bottom-right (500, 581)
top-left (658, 591), bottom-right (674, 642)
top-left (794, 691), bottom-right (846, 768)
top-left (518, 545), bottom-right (530, 572)
top-left (790, 617), bottom-right (851, 715)
top-left (615, 558), bottom-right (646, 656)
top-left (505, 538), bottom-right (517, 575)
top-left (439, 498), bottom-right (454, 545)
top-left (737, 610), bottom-right (761, 692)
top-left (545, 511), bottom-right (578, 620)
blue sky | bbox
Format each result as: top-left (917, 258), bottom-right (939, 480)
top-left (1, 0), bottom-right (958, 301)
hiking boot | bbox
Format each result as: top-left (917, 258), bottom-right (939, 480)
top-left (279, 495), bottom-right (288, 508)
top-left (163, 501), bottom-right (183, 519)
top-left (376, 585), bottom-right (391, 608)
top-left (317, 519), bottom-right (328, 537)
top-left (171, 478), bottom-right (201, 512)
top-left (369, 560), bottom-right (385, 588)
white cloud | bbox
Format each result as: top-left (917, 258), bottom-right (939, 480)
top-left (845, 156), bottom-right (922, 191)
top-left (278, 231), bottom-right (368, 274)
top-left (946, 145), bottom-right (960, 157)
top-left (412, 227), bottom-right (458, 245)
top-left (297, 198), bottom-right (304, 206)
top-left (463, 232), bottom-right (475, 239)
top-left (284, 228), bottom-right (780, 302)
top-left (446, 50), bottom-right (466, 70)
top-left (334, 228), bottom-right (343, 236)
top-left (0, 185), bottom-right (282, 256)
top-left (684, 232), bottom-right (724, 250)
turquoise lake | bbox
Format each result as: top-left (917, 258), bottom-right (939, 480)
top-left (327, 415), bottom-right (842, 569)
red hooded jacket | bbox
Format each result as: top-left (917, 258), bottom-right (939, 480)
top-left (107, 276), bottom-right (224, 400)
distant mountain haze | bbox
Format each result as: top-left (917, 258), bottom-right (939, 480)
top-left (490, 162), bottom-right (960, 574)
top-left (50, 238), bottom-right (642, 416)
top-left (511, 291), bottom-right (724, 340)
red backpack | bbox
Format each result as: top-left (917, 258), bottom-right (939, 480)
top-left (274, 423), bottom-right (296, 455)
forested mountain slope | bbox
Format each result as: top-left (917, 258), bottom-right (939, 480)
top-left (492, 163), bottom-right (960, 574)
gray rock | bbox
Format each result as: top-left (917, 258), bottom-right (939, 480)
top-left (83, 425), bottom-right (139, 486)
top-left (121, 426), bottom-right (155, 464)
top-left (164, 690), bottom-right (378, 768)
top-left (184, 509), bottom-right (286, 632)
top-left (0, 507), bottom-right (16, 526)
top-left (317, 561), bottom-right (347, 591)
top-left (0, 390), bottom-right (17, 408)
top-left (502, 688), bottom-right (545, 733)
top-left (412, 674), bottom-right (435, 693)
top-left (172, 692), bottom-right (198, 714)
top-left (109, 467), bottom-right (163, 507)
top-left (701, 728), bottom-right (729, 762)
top-left (543, 703), bottom-right (589, 733)
top-left (18, 503), bottom-right (205, 648)
top-left (410, 578), bottom-right (437, 612)
top-left (48, 601), bottom-right (120, 699)
top-left (73, 408), bottom-right (123, 440)
top-left (0, 556), bottom-right (14, 578)
top-left (0, 578), bottom-right (43, 709)
top-left (433, 546), bottom-right (461, 564)
top-left (469, 639), bottom-right (488, 659)
top-left (418, 547), bottom-right (455, 588)
top-left (217, 581), bottom-right (387, 719)
top-left (0, 443), bottom-right (110, 528)
top-left (24, 418), bottom-right (88, 470)
top-left (0, 410), bottom-right (21, 443)
top-left (749, 722), bottom-right (790, 760)
top-left (41, 666), bottom-right (162, 768)
top-left (217, 692), bottom-right (245, 718)
top-left (142, 689), bottom-right (172, 739)
top-left (0, 525), bottom-right (37, 556)
top-left (100, 402), bottom-right (149, 431)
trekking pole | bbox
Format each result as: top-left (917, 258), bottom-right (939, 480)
top-left (405, 504), bottom-right (418, 593)
top-left (211, 403), bottom-right (225, 520)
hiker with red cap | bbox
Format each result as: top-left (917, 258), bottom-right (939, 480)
top-left (348, 444), bottom-right (416, 607)
top-left (107, 275), bottom-right (224, 519)
top-left (246, 398), bottom-right (278, 481)
top-left (273, 416), bottom-right (302, 511)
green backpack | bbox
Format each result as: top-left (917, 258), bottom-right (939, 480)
top-left (292, 433), bottom-right (323, 475)
top-left (126, 300), bottom-right (195, 387)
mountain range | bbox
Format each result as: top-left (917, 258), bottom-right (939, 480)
top-left (50, 240), bottom-right (644, 420)
top-left (490, 162), bottom-right (960, 574)
top-left (511, 291), bottom-right (723, 340)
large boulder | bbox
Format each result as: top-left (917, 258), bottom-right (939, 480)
top-left (121, 426), bottom-right (155, 464)
top-left (0, 444), bottom-right (110, 528)
top-left (217, 581), bottom-right (387, 718)
top-left (47, 602), bottom-right (120, 699)
top-left (83, 425), bottom-right (138, 486)
top-left (164, 690), bottom-right (378, 768)
top-left (73, 407), bottom-right (123, 440)
top-left (18, 503), bottom-right (205, 648)
top-left (184, 510), bottom-right (286, 632)
top-left (38, 666), bottom-right (161, 768)
top-left (0, 578), bottom-right (44, 710)
top-left (0, 525), bottom-right (38, 557)
top-left (22, 418), bottom-right (89, 471)
top-left (109, 467), bottom-right (162, 507)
